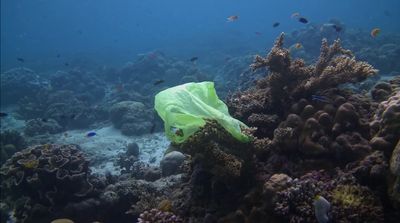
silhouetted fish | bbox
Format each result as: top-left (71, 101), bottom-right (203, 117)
top-left (0, 112), bottom-right (8, 117)
top-left (190, 57), bottom-right (198, 62)
top-left (153, 79), bottom-right (165, 85)
top-left (41, 118), bottom-right (48, 122)
top-left (65, 62), bottom-right (69, 66)
top-left (332, 24), bottom-right (342, 32)
top-left (254, 32), bottom-right (262, 36)
top-left (272, 22), bottom-right (280, 28)
top-left (17, 58), bottom-right (24, 63)
top-left (86, 131), bottom-right (96, 137)
top-left (298, 17), bottom-right (308, 24)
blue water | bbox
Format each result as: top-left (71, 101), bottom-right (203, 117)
top-left (1, 0), bottom-right (399, 71)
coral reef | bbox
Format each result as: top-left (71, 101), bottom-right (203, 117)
top-left (0, 130), bottom-right (26, 165)
top-left (109, 101), bottom-right (154, 136)
top-left (370, 91), bottom-right (400, 155)
top-left (286, 22), bottom-right (400, 74)
top-left (271, 171), bottom-right (384, 223)
top-left (24, 118), bottom-right (63, 136)
top-left (0, 68), bottom-right (47, 106)
top-left (137, 208), bottom-right (183, 223)
top-left (389, 140), bottom-right (400, 207)
top-left (0, 144), bottom-right (94, 222)
top-left (160, 151), bottom-right (186, 176)
top-left (175, 120), bottom-right (253, 181)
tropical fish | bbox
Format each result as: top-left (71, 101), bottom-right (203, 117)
top-left (171, 127), bottom-right (184, 137)
top-left (298, 17), bottom-right (308, 24)
top-left (371, 28), bottom-right (381, 38)
top-left (313, 195), bottom-right (330, 223)
top-left (311, 95), bottom-right (332, 103)
top-left (294, 43), bottom-right (303, 49)
top-left (227, 15), bottom-right (239, 22)
top-left (272, 22), bottom-right (280, 28)
top-left (17, 57), bottom-right (24, 63)
top-left (153, 79), bottom-right (165, 85)
top-left (86, 131), bottom-right (97, 137)
top-left (51, 219), bottom-right (74, 223)
top-left (0, 112), bottom-right (8, 117)
top-left (190, 57), bottom-right (198, 62)
top-left (291, 12), bottom-right (300, 18)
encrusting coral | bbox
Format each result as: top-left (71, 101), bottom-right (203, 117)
top-left (173, 120), bottom-right (253, 181)
top-left (0, 144), bottom-right (94, 222)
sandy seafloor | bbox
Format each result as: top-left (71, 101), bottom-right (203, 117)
top-left (0, 108), bottom-right (170, 175)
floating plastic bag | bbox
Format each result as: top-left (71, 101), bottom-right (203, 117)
top-left (154, 82), bottom-right (250, 143)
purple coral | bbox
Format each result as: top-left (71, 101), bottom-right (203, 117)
top-left (138, 209), bottom-right (182, 223)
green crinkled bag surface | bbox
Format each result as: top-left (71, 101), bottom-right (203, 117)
top-left (154, 81), bottom-right (250, 143)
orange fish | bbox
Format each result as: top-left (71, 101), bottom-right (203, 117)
top-left (291, 12), bottom-right (300, 18)
top-left (295, 43), bottom-right (303, 49)
top-left (227, 15), bottom-right (239, 22)
top-left (370, 28), bottom-right (381, 38)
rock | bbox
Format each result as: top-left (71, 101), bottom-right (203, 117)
top-left (143, 167), bottom-right (162, 182)
top-left (109, 101), bottom-right (153, 136)
top-left (0, 68), bottom-right (45, 106)
top-left (24, 118), bottom-right (63, 136)
top-left (160, 151), bottom-right (185, 176)
top-left (263, 173), bottom-right (292, 195)
top-left (127, 142), bottom-right (140, 157)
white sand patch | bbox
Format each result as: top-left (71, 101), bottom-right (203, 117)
top-left (51, 125), bottom-right (170, 175)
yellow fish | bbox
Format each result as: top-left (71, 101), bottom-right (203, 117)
top-left (294, 43), bottom-right (303, 49)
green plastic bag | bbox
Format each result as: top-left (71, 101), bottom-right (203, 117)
top-left (154, 81), bottom-right (250, 143)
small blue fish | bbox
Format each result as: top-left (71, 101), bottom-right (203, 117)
top-left (86, 131), bottom-right (97, 137)
top-left (311, 95), bottom-right (332, 103)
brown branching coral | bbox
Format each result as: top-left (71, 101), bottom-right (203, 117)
top-left (244, 33), bottom-right (377, 111)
